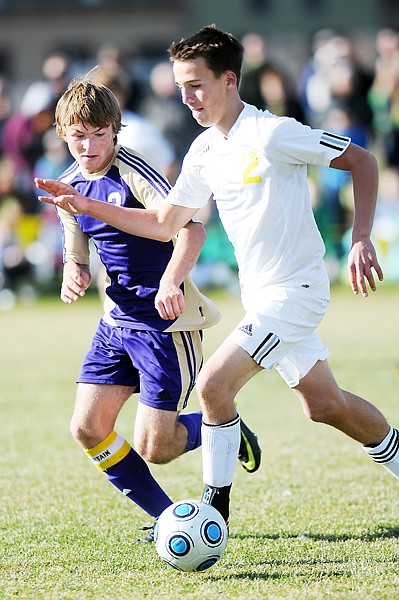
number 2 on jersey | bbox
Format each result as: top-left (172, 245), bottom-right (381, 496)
top-left (242, 151), bottom-right (262, 185)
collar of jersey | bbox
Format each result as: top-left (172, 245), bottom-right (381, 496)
top-left (225, 102), bottom-right (250, 139)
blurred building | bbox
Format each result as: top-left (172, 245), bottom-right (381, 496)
top-left (1, 0), bottom-right (399, 306)
top-left (0, 0), bottom-right (398, 102)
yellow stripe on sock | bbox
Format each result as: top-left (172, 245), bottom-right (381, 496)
top-left (87, 431), bottom-right (117, 456)
top-left (99, 439), bottom-right (131, 470)
top-left (86, 432), bottom-right (131, 471)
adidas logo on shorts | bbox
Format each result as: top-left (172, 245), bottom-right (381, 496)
top-left (238, 324), bottom-right (253, 336)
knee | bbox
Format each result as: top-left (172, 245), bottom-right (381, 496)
top-left (135, 444), bottom-right (175, 465)
top-left (70, 414), bottom-right (83, 443)
top-left (70, 420), bottom-right (85, 446)
top-left (196, 370), bottom-right (239, 425)
top-left (302, 396), bottom-right (343, 425)
top-left (69, 414), bottom-right (97, 448)
top-left (134, 436), bottom-right (174, 465)
top-left (196, 368), bottom-right (229, 403)
top-left (302, 403), bottom-right (326, 423)
top-left (195, 369), bottom-right (212, 400)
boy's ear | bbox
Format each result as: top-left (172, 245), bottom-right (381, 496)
top-left (225, 71), bottom-right (237, 88)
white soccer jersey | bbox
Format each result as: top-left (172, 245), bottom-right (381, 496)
top-left (167, 103), bottom-right (350, 311)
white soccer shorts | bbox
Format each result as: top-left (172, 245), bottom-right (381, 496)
top-left (228, 285), bottom-right (330, 387)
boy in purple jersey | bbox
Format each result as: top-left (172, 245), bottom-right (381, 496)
top-left (35, 73), bottom-right (261, 539)
top-left (38, 26), bottom-right (399, 530)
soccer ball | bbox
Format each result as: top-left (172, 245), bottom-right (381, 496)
top-left (154, 499), bottom-right (228, 572)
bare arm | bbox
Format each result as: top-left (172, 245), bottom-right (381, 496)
top-left (35, 177), bottom-right (196, 242)
top-left (155, 221), bottom-right (206, 320)
top-left (329, 143), bottom-right (383, 297)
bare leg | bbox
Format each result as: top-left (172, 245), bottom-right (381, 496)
top-left (293, 360), bottom-right (389, 445)
top-left (70, 382), bottom-right (172, 518)
top-left (196, 340), bottom-right (263, 521)
top-left (134, 403), bottom-right (189, 464)
top-left (196, 338), bottom-right (263, 424)
top-left (70, 382), bottom-right (134, 448)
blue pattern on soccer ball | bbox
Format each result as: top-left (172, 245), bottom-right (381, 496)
top-left (204, 522), bottom-right (222, 543)
top-left (155, 500), bottom-right (228, 572)
top-left (169, 534), bottom-right (190, 556)
top-left (197, 558), bottom-right (218, 571)
top-left (173, 502), bottom-right (195, 518)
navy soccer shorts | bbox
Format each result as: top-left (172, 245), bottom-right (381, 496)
top-left (78, 318), bottom-right (203, 412)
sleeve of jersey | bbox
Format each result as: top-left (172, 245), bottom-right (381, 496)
top-left (122, 159), bottom-right (205, 223)
top-left (120, 159), bottom-right (168, 209)
top-left (266, 117), bottom-right (351, 167)
top-left (166, 152), bottom-right (211, 209)
top-left (57, 207), bottom-right (90, 265)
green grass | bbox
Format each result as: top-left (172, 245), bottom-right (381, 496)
top-left (2, 283), bottom-right (399, 599)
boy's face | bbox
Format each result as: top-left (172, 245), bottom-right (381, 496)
top-left (62, 122), bottom-right (116, 174)
top-left (173, 57), bottom-right (238, 135)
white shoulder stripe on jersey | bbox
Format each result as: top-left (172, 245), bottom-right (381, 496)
top-left (118, 147), bottom-right (171, 198)
top-left (60, 162), bottom-right (82, 185)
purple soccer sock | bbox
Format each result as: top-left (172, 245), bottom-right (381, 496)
top-left (105, 448), bottom-right (172, 518)
top-left (178, 411), bottom-right (202, 452)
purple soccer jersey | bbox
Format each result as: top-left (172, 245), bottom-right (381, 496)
top-left (58, 148), bottom-right (178, 331)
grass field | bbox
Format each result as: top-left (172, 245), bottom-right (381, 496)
top-left (2, 283), bottom-right (399, 599)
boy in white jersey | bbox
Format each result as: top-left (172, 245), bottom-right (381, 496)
top-left (35, 73), bottom-right (261, 538)
top-left (36, 26), bottom-right (398, 527)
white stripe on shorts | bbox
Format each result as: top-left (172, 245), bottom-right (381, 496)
top-left (252, 332), bottom-right (281, 364)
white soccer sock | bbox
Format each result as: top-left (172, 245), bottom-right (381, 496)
top-left (363, 425), bottom-right (399, 479)
top-left (202, 414), bottom-right (241, 488)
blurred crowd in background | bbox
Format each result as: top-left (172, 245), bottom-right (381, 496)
top-left (1, 26), bottom-right (399, 310)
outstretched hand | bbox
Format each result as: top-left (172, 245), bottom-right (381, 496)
top-left (348, 238), bottom-right (384, 297)
top-left (35, 178), bottom-right (87, 214)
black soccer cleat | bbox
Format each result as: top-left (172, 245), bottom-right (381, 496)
top-left (201, 484), bottom-right (231, 526)
top-left (238, 418), bottom-right (261, 473)
top-left (133, 522), bottom-right (156, 544)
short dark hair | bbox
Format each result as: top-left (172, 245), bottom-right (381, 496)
top-left (168, 24), bottom-right (244, 85)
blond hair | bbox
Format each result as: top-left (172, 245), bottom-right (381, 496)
top-left (55, 67), bottom-right (122, 140)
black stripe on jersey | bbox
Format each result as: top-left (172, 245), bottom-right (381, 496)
top-left (370, 428), bottom-right (399, 463)
top-left (118, 147), bottom-right (171, 198)
top-left (320, 140), bottom-right (346, 151)
top-left (320, 131), bottom-right (350, 152)
top-left (323, 131), bottom-right (349, 141)
top-left (251, 332), bottom-right (281, 364)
